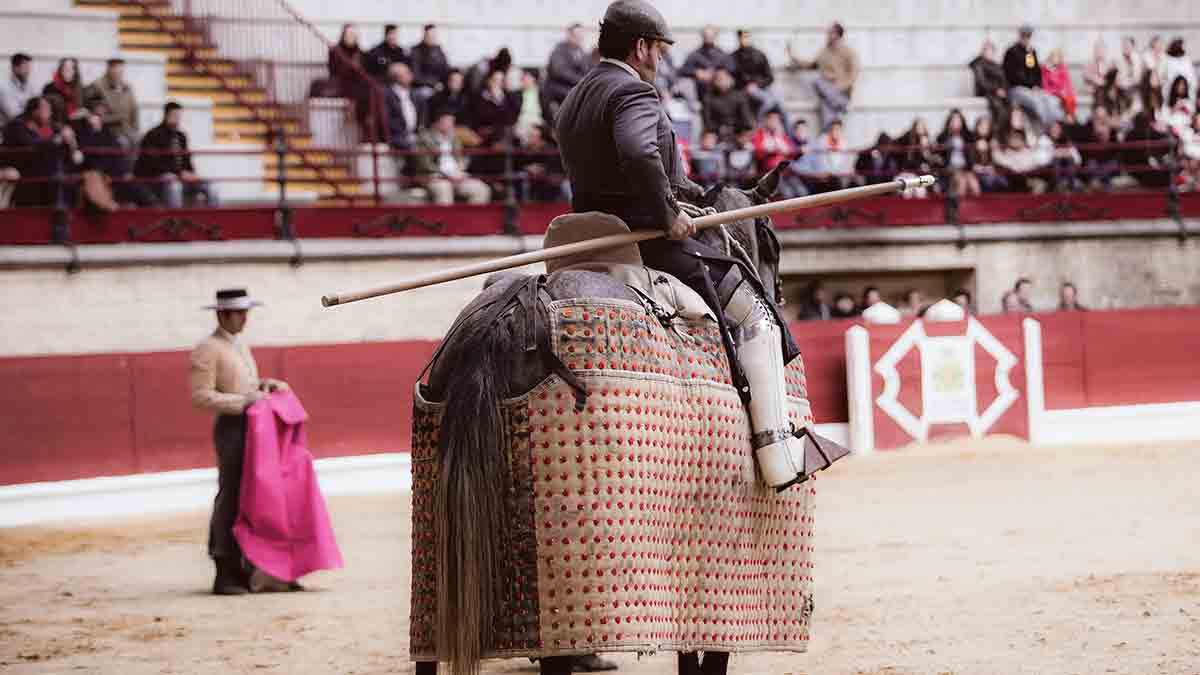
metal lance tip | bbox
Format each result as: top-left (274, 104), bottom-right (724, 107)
top-left (321, 295), bottom-right (338, 308)
top-left (899, 174), bottom-right (937, 191)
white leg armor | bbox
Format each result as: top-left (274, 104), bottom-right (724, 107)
top-left (721, 273), bottom-right (806, 491)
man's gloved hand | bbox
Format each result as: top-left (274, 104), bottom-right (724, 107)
top-left (666, 210), bottom-right (695, 241)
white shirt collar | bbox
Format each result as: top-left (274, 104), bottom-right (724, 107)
top-left (600, 58), bottom-right (641, 81)
top-left (217, 327), bottom-right (240, 344)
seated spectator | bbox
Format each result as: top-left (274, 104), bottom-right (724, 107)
top-left (1041, 49), bottom-right (1077, 119)
top-left (725, 130), bottom-right (759, 188)
top-left (679, 26), bottom-right (735, 104)
top-left (1000, 290), bottom-right (1022, 313)
top-left (383, 62), bottom-right (421, 153)
top-left (1045, 121), bottom-right (1082, 192)
top-left (1058, 282), bottom-right (1086, 311)
top-left (732, 29), bottom-right (782, 122)
top-left (1166, 75), bottom-right (1195, 122)
top-left (2, 96), bottom-right (80, 207)
top-left (1122, 110), bottom-right (1171, 188)
top-left (689, 130), bottom-right (727, 188)
top-left (425, 69), bottom-right (468, 127)
top-left (327, 24), bottom-right (365, 99)
top-left (0, 53), bottom-right (34, 131)
top-left (969, 40), bottom-right (1009, 122)
top-left (414, 110), bottom-right (491, 205)
top-left (790, 118), bottom-right (811, 155)
top-left (42, 58), bottom-right (85, 126)
top-left (970, 115), bottom-right (1008, 192)
top-left (514, 124), bottom-right (569, 202)
top-left (84, 58), bottom-right (139, 149)
top-left (468, 69), bottom-right (520, 184)
top-left (900, 288), bottom-right (924, 316)
top-left (830, 292), bottom-right (858, 318)
top-left (1074, 106), bottom-right (1122, 190)
top-left (1180, 111), bottom-right (1200, 190)
top-left (897, 117), bottom-right (943, 186)
top-left (861, 286), bottom-right (882, 312)
top-left (1116, 37), bottom-right (1144, 95)
top-left (75, 95), bottom-right (156, 208)
top-left (703, 67), bottom-right (755, 144)
top-left (515, 69), bottom-right (544, 143)
top-left (751, 110), bottom-right (793, 172)
top-left (543, 23), bottom-right (590, 125)
top-left (994, 128), bottom-right (1051, 193)
top-left (855, 132), bottom-right (899, 186)
top-left (1014, 278), bottom-right (1035, 312)
top-left (0, 162), bottom-right (18, 208)
top-left (1082, 39), bottom-right (1114, 96)
top-left (410, 24), bottom-right (450, 105)
top-left (134, 101), bottom-right (217, 208)
top-left (952, 289), bottom-right (973, 314)
top-left (465, 48), bottom-right (512, 99)
top-left (1095, 69), bottom-right (1136, 131)
top-left (1138, 68), bottom-right (1165, 119)
top-left (1142, 35), bottom-right (1166, 78)
top-left (792, 118), bottom-right (851, 193)
top-left (364, 25), bottom-right (408, 81)
top-left (938, 109), bottom-right (979, 197)
top-left (798, 281), bottom-right (831, 320)
top-left (786, 22), bottom-right (859, 130)
top-left (1002, 25), bottom-right (1063, 130)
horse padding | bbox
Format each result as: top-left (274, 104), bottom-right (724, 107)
top-left (411, 298), bottom-right (815, 660)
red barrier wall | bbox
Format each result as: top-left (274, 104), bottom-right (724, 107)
top-left (1, 307), bottom-right (1196, 486)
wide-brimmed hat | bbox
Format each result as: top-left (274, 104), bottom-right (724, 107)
top-left (204, 288), bottom-right (263, 311)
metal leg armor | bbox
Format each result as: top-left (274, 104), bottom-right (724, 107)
top-left (719, 268), bottom-right (806, 491)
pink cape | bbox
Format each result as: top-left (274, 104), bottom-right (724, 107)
top-left (233, 390), bottom-right (344, 581)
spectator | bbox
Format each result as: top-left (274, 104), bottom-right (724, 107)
top-left (2, 96), bottom-right (80, 207)
top-left (861, 286), bottom-right (882, 311)
top-left (1142, 35), bottom-right (1166, 77)
top-left (751, 110), bottom-right (793, 173)
top-left (1162, 39), bottom-right (1197, 111)
top-left (679, 25), bottom-right (735, 103)
top-left (830, 292), bottom-right (858, 318)
top-left (790, 118), bottom-right (811, 155)
top-left (1041, 49), bottom-right (1077, 119)
top-left (1014, 277), bottom-right (1035, 312)
top-left (1122, 110), bottom-right (1172, 188)
top-left (42, 58), bottom-right (85, 126)
top-left (1075, 106), bottom-right (1122, 190)
top-left (969, 40), bottom-right (1009, 122)
top-left (0, 162), bottom-right (18, 208)
top-left (1082, 39), bottom-right (1114, 96)
top-left (515, 69), bottom-right (544, 143)
top-left (994, 127), bottom-right (1050, 193)
top-left (327, 24), bottom-right (365, 98)
top-left (514, 123), bottom-right (569, 202)
top-left (0, 53), bottom-right (34, 130)
top-left (855, 132), bottom-right (899, 186)
top-left (75, 95), bottom-right (156, 208)
top-left (798, 281), bottom-right (831, 320)
top-left (725, 130), bottom-right (759, 187)
top-left (465, 48), bottom-right (512, 99)
top-left (383, 62), bottom-right (421, 153)
top-left (83, 58), bottom-right (139, 149)
top-left (543, 23), bottom-right (591, 124)
top-left (787, 22), bottom-right (859, 130)
top-left (1095, 69), bottom-right (1136, 130)
top-left (897, 117), bottom-right (941, 176)
top-left (1115, 37), bottom-right (1144, 94)
top-left (1180, 111), bottom-right (1200, 190)
top-left (410, 24), bottom-right (450, 105)
top-left (1046, 121), bottom-right (1081, 192)
top-left (900, 288), bottom-right (924, 316)
top-left (793, 118), bottom-right (852, 193)
top-left (425, 69), bottom-right (468, 127)
top-left (703, 67), bottom-right (755, 143)
top-left (970, 115), bottom-right (1008, 192)
top-left (1002, 25), bottom-right (1063, 129)
top-left (938, 109), bottom-right (979, 197)
top-left (1138, 68), bottom-right (1165, 119)
top-left (413, 110), bottom-right (491, 205)
top-left (1000, 290), bottom-right (1022, 313)
top-left (732, 29), bottom-right (782, 121)
top-left (364, 24), bottom-right (408, 81)
top-left (689, 130), bottom-right (727, 187)
top-left (1058, 282), bottom-right (1086, 311)
top-left (952, 289), bottom-right (973, 314)
top-left (469, 68), bottom-right (519, 147)
top-left (134, 101), bottom-right (217, 208)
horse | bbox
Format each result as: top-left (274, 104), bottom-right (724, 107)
top-left (412, 163), bottom-right (822, 675)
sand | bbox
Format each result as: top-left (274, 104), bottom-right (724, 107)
top-left (2, 437), bottom-right (1199, 674)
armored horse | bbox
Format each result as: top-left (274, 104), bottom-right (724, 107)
top-left (409, 163), bottom-right (846, 675)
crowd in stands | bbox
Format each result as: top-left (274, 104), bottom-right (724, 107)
top-left (0, 54), bottom-right (216, 210)
top-left (797, 276), bottom-right (1087, 322)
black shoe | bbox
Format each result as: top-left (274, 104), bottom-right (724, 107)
top-left (572, 654), bottom-right (618, 672)
top-left (212, 558), bottom-right (248, 595)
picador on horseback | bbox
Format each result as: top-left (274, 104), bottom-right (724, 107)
top-left (409, 3), bottom-right (850, 675)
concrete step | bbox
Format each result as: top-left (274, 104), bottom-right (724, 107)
top-left (118, 15), bottom-right (185, 31)
top-left (124, 45), bottom-right (219, 60)
top-left (169, 58), bottom-right (238, 76)
top-left (121, 30), bottom-right (210, 48)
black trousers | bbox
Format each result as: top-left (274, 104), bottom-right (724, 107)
top-left (208, 414), bottom-right (246, 560)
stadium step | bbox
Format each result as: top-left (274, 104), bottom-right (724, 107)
top-left (118, 15), bottom-right (185, 31)
top-left (169, 58), bottom-right (239, 77)
top-left (121, 30), bottom-right (210, 48)
top-left (168, 73), bottom-right (255, 92)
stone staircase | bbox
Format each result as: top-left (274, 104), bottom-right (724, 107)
top-left (76, 0), bottom-right (360, 202)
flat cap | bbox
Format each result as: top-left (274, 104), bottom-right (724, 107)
top-left (601, 0), bottom-right (674, 45)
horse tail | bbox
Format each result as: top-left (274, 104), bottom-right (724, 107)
top-left (433, 314), bottom-right (517, 675)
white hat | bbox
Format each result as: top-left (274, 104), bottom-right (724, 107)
top-left (204, 288), bottom-right (263, 311)
top-left (923, 298), bottom-right (966, 322)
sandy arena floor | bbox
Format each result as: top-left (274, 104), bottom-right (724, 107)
top-left (2, 438), bottom-right (1199, 675)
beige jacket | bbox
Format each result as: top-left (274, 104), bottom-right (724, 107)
top-left (83, 75), bottom-right (139, 143)
top-left (189, 329), bottom-right (283, 416)
top-left (796, 41), bottom-right (860, 95)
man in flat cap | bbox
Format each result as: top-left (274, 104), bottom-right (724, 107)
top-left (190, 288), bottom-right (288, 595)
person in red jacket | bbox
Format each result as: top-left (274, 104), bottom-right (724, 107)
top-left (751, 109), bottom-right (794, 173)
top-left (1041, 48), bottom-right (1077, 118)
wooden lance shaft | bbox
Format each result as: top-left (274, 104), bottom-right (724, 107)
top-left (320, 175), bottom-right (935, 307)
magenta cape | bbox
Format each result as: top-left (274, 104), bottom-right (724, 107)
top-left (233, 390), bottom-right (344, 581)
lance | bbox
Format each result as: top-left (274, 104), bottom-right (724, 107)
top-left (320, 175), bottom-right (935, 307)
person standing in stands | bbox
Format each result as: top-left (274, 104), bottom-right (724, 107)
top-left (679, 25), bottom-right (735, 103)
top-left (1002, 25), bottom-right (1063, 129)
top-left (969, 40), bottom-right (1009, 123)
top-left (786, 22), bottom-right (859, 130)
top-left (410, 24), bottom-right (451, 106)
top-left (383, 61), bottom-right (421, 154)
top-left (328, 24), bottom-right (365, 97)
top-left (190, 288), bottom-right (290, 595)
top-left (135, 101), bottom-right (217, 208)
top-left (0, 53), bottom-right (34, 131)
top-left (42, 58), bottom-right (85, 127)
top-left (364, 24), bottom-right (408, 81)
top-left (84, 58), bottom-right (139, 149)
top-left (543, 23), bottom-right (592, 124)
top-left (731, 29), bottom-right (782, 122)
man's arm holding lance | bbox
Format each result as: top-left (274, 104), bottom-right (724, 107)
top-left (610, 82), bottom-right (693, 239)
